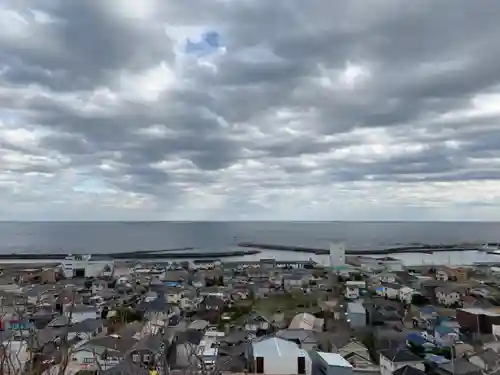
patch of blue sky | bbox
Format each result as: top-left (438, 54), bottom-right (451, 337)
top-left (185, 30), bottom-right (223, 56)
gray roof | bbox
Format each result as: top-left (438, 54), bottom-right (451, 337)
top-left (69, 318), bottom-right (103, 333)
top-left (188, 320), bottom-right (209, 330)
top-left (101, 359), bottom-right (149, 375)
top-left (393, 365), bottom-right (426, 375)
top-left (276, 329), bottom-right (317, 343)
top-left (437, 359), bottom-right (482, 375)
top-left (379, 348), bottom-right (422, 363)
top-left (131, 334), bottom-right (163, 353)
top-left (48, 315), bottom-right (70, 327)
top-left (472, 349), bottom-right (498, 367)
top-left (85, 335), bottom-right (137, 354)
top-left (116, 321), bottom-right (144, 338)
top-left (33, 327), bottom-right (62, 347)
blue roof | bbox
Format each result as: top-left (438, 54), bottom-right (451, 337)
top-left (164, 281), bottom-right (180, 286)
top-left (406, 333), bottom-right (426, 346)
top-left (437, 316), bottom-right (452, 323)
top-left (425, 354), bottom-right (450, 364)
top-left (435, 325), bottom-right (454, 334)
top-left (420, 305), bottom-right (437, 314)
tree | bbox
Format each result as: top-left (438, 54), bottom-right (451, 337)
top-left (175, 334), bottom-right (250, 375)
top-left (0, 290), bottom-right (78, 375)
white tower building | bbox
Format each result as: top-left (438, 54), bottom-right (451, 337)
top-left (329, 242), bottom-right (346, 270)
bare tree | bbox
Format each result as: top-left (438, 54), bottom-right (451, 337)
top-left (0, 286), bottom-right (80, 375)
top-left (164, 330), bottom-right (251, 375)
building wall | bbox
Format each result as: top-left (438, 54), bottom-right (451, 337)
top-left (312, 363), bottom-right (352, 375)
top-left (252, 338), bottom-right (312, 375)
top-left (259, 353), bottom-right (311, 375)
top-left (60, 260), bottom-right (114, 278)
top-left (72, 349), bottom-right (120, 372)
top-left (348, 312), bottom-right (366, 329)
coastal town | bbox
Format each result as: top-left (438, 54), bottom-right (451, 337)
top-left (1, 245), bottom-right (500, 375)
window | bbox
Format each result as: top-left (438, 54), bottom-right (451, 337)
top-left (132, 354), bottom-right (140, 362)
top-left (143, 354), bottom-right (150, 362)
top-left (298, 356), bottom-right (306, 375)
top-left (256, 357), bottom-right (264, 374)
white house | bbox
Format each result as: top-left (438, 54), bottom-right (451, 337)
top-left (379, 349), bottom-right (424, 375)
top-left (250, 337), bottom-right (312, 375)
top-left (180, 297), bottom-right (200, 311)
top-left (435, 287), bottom-right (461, 307)
top-left (335, 340), bottom-right (378, 372)
top-left (165, 290), bottom-right (183, 304)
top-left (70, 344), bottom-right (121, 372)
top-left (379, 273), bottom-right (398, 284)
top-left (345, 281), bottom-right (365, 300)
top-left (399, 287), bottom-right (417, 304)
top-left (435, 270), bottom-right (450, 281)
top-left (59, 255), bottom-right (114, 279)
top-left (375, 283), bottom-right (400, 299)
top-left (67, 318), bottom-right (106, 341)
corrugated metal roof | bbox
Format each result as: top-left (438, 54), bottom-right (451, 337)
top-left (252, 337), bottom-right (303, 357)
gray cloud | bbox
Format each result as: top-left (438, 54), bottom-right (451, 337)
top-left (1, 0), bottom-right (500, 220)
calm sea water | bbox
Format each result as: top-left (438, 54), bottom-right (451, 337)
top-left (0, 221), bottom-right (499, 254)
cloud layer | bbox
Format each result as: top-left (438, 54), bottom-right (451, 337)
top-left (1, 0), bottom-right (500, 220)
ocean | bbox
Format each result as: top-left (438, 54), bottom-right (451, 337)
top-left (0, 221), bottom-right (499, 254)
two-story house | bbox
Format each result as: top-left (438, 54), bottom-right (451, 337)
top-left (399, 286), bottom-right (418, 304)
top-left (345, 281), bottom-right (366, 300)
top-left (376, 283), bottom-right (400, 299)
top-left (246, 267), bottom-right (272, 280)
top-left (129, 334), bottom-right (164, 369)
top-left (68, 318), bottom-right (106, 341)
top-left (435, 287), bottom-right (462, 307)
top-left (379, 273), bottom-right (398, 283)
top-left (379, 348), bottom-right (424, 375)
top-left (244, 313), bottom-right (271, 332)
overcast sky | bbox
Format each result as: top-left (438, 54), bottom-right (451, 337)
top-left (1, 1), bottom-right (500, 221)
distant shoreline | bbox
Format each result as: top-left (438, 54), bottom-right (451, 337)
top-left (0, 248), bottom-right (261, 261)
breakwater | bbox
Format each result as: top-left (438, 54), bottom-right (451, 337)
top-left (237, 242), bottom-right (480, 255)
